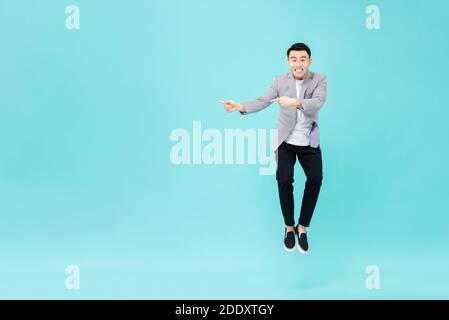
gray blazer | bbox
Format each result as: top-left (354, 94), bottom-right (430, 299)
top-left (240, 71), bottom-right (327, 153)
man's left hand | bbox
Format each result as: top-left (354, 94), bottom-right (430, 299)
top-left (271, 96), bottom-right (301, 108)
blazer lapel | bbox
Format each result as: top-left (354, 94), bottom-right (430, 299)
top-left (299, 71), bottom-right (313, 99)
top-left (288, 71), bottom-right (313, 99)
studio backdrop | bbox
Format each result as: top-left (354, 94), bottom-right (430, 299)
top-left (0, 0), bottom-right (448, 299)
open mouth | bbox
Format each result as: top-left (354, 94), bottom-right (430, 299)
top-left (294, 68), bottom-right (303, 73)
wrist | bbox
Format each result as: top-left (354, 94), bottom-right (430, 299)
top-left (295, 99), bottom-right (302, 109)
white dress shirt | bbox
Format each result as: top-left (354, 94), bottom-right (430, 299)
top-left (284, 79), bottom-right (314, 146)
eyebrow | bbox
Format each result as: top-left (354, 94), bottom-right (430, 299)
top-left (290, 56), bottom-right (307, 59)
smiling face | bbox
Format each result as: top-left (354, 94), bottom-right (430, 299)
top-left (287, 50), bottom-right (312, 80)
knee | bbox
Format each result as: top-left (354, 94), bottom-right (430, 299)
top-left (277, 176), bottom-right (294, 185)
top-left (276, 171), bottom-right (294, 185)
top-left (307, 174), bottom-right (322, 186)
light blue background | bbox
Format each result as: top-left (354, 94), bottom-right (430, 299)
top-left (0, 0), bottom-right (448, 299)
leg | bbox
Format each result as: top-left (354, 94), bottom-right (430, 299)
top-left (276, 142), bottom-right (297, 227)
top-left (297, 146), bottom-right (323, 228)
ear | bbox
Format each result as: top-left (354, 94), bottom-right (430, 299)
top-left (309, 57), bottom-right (313, 65)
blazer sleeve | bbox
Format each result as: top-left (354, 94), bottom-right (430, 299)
top-left (239, 77), bottom-right (278, 115)
top-left (300, 76), bottom-right (327, 112)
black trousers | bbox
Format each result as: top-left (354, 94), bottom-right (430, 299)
top-left (276, 141), bottom-right (323, 227)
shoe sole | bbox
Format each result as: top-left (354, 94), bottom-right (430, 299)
top-left (296, 242), bottom-right (308, 254)
top-left (284, 244), bottom-right (296, 252)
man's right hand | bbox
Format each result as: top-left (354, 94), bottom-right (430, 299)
top-left (218, 100), bottom-right (245, 113)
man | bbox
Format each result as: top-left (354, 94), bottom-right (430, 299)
top-left (219, 43), bottom-right (327, 254)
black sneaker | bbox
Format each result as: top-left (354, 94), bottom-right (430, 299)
top-left (296, 230), bottom-right (309, 254)
top-left (284, 228), bottom-right (296, 252)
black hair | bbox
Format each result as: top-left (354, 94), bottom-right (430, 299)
top-left (287, 43), bottom-right (311, 58)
